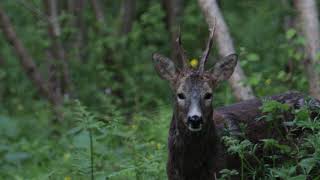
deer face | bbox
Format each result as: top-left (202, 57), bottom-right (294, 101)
top-left (174, 73), bottom-right (213, 131)
top-left (152, 31), bottom-right (238, 132)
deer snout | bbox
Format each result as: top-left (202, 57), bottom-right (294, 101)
top-left (187, 102), bottom-right (203, 131)
top-left (187, 115), bottom-right (203, 132)
top-left (188, 115), bottom-right (203, 125)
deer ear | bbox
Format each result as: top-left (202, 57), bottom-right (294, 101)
top-left (152, 53), bottom-right (177, 81)
top-left (209, 54), bottom-right (238, 82)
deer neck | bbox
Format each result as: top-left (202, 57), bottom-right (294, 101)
top-left (167, 110), bottom-right (221, 179)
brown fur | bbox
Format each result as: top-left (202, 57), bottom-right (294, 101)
top-left (167, 91), bottom-right (315, 180)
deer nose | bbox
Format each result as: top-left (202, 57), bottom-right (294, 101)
top-left (187, 115), bottom-right (203, 127)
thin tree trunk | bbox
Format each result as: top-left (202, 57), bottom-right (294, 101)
top-left (162, 0), bottom-right (184, 66)
top-left (90, 0), bottom-right (105, 25)
top-left (120, 0), bottom-right (136, 35)
top-left (73, 0), bottom-right (85, 43)
top-left (294, 0), bottom-right (320, 99)
top-left (198, 0), bottom-right (255, 101)
top-left (0, 5), bottom-right (62, 106)
top-left (281, 0), bottom-right (296, 82)
top-left (68, 0), bottom-right (86, 61)
top-left (44, 0), bottom-right (72, 95)
top-left (67, 0), bottom-right (74, 12)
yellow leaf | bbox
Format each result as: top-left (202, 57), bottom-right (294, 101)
top-left (265, 79), bottom-right (272, 85)
top-left (64, 176), bottom-right (72, 180)
top-left (190, 59), bottom-right (199, 68)
top-left (63, 153), bottom-right (71, 161)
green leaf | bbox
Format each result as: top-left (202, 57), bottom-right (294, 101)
top-left (261, 100), bottom-right (290, 113)
top-left (286, 29), bottom-right (296, 40)
top-left (296, 37), bottom-right (306, 45)
top-left (4, 152), bottom-right (31, 163)
top-left (0, 116), bottom-right (19, 138)
top-left (288, 175), bottom-right (307, 180)
top-left (247, 53), bottom-right (260, 62)
top-left (72, 130), bottom-right (90, 149)
top-left (219, 169), bottom-right (239, 178)
top-left (299, 157), bottom-right (317, 174)
top-left (248, 74), bottom-right (261, 86)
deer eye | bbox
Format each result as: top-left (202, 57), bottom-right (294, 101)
top-left (177, 93), bottom-right (186, 100)
top-left (204, 93), bottom-right (212, 100)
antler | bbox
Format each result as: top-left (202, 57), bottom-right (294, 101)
top-left (199, 29), bottom-right (215, 73)
top-left (176, 31), bottom-right (189, 69)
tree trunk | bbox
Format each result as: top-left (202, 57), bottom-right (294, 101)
top-left (0, 55), bottom-right (4, 65)
top-left (281, 0), bottom-right (296, 82)
top-left (162, 0), bottom-right (184, 66)
top-left (0, 5), bottom-right (61, 106)
top-left (90, 0), bottom-right (105, 25)
top-left (120, 0), bottom-right (136, 35)
top-left (44, 0), bottom-right (72, 95)
top-left (198, 0), bottom-right (255, 101)
top-left (67, 0), bottom-right (86, 62)
top-left (294, 0), bottom-right (320, 100)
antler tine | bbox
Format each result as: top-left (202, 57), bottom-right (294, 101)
top-left (199, 29), bottom-right (215, 73)
top-left (176, 30), bottom-right (189, 69)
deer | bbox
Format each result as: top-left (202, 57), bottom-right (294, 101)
top-left (151, 30), bottom-right (320, 180)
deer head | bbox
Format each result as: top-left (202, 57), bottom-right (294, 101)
top-left (152, 30), bottom-right (238, 132)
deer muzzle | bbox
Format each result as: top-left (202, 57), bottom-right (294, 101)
top-left (187, 115), bottom-right (203, 132)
